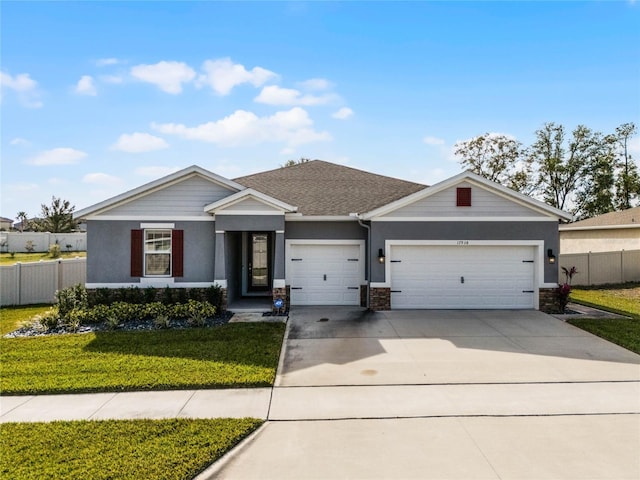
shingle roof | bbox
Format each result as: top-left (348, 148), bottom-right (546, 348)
top-left (233, 160), bottom-right (426, 216)
top-left (562, 206), bottom-right (640, 229)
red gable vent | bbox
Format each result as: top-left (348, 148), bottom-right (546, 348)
top-left (457, 187), bottom-right (472, 207)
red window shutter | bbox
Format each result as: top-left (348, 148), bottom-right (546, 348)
top-left (172, 229), bottom-right (184, 277)
top-left (131, 229), bottom-right (143, 277)
top-left (457, 187), bottom-right (472, 207)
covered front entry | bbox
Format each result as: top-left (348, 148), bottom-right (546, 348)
top-left (287, 241), bottom-right (365, 306)
top-left (389, 244), bottom-right (536, 309)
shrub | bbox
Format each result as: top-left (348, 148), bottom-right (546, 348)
top-left (93, 288), bottom-right (111, 306)
top-left (143, 302), bottom-right (167, 319)
top-left (105, 314), bottom-right (120, 331)
top-left (177, 288), bottom-right (188, 304)
top-left (154, 314), bottom-right (170, 329)
top-left (56, 284), bottom-right (88, 321)
top-left (49, 243), bottom-right (62, 259)
top-left (35, 308), bottom-right (61, 332)
top-left (162, 287), bottom-right (173, 305)
top-left (206, 285), bottom-right (223, 310)
top-left (65, 309), bottom-right (84, 332)
top-left (127, 287), bottom-right (143, 304)
top-left (25, 240), bottom-right (35, 253)
top-left (144, 287), bottom-right (157, 304)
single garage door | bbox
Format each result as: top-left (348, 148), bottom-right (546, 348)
top-left (288, 243), bottom-right (363, 306)
top-left (390, 245), bottom-right (536, 309)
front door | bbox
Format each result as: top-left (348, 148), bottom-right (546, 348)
top-left (248, 232), bottom-right (271, 292)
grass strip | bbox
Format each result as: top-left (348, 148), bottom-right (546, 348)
top-left (1, 323), bottom-right (285, 395)
top-left (567, 318), bottom-right (640, 355)
top-left (0, 305), bottom-right (52, 336)
top-left (570, 287), bottom-right (640, 320)
top-left (0, 418), bottom-right (261, 480)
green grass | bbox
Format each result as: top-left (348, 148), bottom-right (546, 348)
top-left (0, 251), bottom-right (86, 265)
top-left (1, 323), bottom-right (285, 395)
top-left (570, 284), bottom-right (640, 319)
top-left (0, 305), bottom-right (52, 335)
top-left (567, 283), bottom-right (640, 355)
top-left (0, 418), bottom-right (262, 480)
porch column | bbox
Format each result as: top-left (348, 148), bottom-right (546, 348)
top-left (214, 230), bottom-right (226, 286)
top-left (272, 230), bottom-right (288, 310)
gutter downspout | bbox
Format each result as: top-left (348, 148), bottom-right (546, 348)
top-left (355, 215), bottom-right (371, 309)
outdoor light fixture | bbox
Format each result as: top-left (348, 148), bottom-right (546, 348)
top-left (547, 249), bottom-right (556, 264)
top-left (378, 248), bottom-right (386, 264)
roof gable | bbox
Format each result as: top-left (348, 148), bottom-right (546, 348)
top-left (361, 171), bottom-right (573, 221)
top-left (234, 160), bottom-right (425, 216)
top-left (204, 189), bottom-right (297, 215)
top-left (75, 165), bottom-right (244, 219)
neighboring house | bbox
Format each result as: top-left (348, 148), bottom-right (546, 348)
top-left (559, 207), bottom-right (640, 254)
top-left (0, 217), bottom-right (13, 231)
top-left (74, 161), bottom-right (571, 312)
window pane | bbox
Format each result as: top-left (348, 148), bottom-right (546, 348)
top-left (144, 230), bottom-right (172, 276)
top-left (145, 253), bottom-right (170, 276)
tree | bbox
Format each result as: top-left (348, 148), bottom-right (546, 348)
top-left (34, 196), bottom-right (77, 233)
top-left (614, 122), bottom-right (639, 209)
top-left (574, 134), bottom-right (617, 219)
top-left (529, 123), bottom-right (598, 211)
top-left (454, 133), bottom-right (533, 194)
top-left (281, 157), bottom-right (311, 168)
top-left (16, 211), bottom-right (28, 232)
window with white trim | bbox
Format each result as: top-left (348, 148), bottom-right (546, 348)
top-left (144, 230), bottom-right (172, 276)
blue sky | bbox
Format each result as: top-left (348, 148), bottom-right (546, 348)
top-left (2, 1), bottom-right (639, 220)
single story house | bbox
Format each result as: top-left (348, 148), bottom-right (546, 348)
top-left (0, 216), bottom-right (13, 231)
top-left (559, 206), bottom-right (640, 254)
top-left (74, 160), bottom-right (572, 312)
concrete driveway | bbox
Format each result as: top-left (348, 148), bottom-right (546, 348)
top-left (200, 308), bottom-right (640, 480)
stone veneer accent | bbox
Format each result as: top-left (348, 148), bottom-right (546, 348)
top-left (273, 286), bottom-right (290, 312)
top-left (219, 288), bottom-right (228, 312)
top-left (538, 287), bottom-right (561, 314)
top-left (369, 287), bottom-right (391, 311)
top-left (360, 285), bottom-right (368, 308)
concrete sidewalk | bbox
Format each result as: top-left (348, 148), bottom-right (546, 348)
top-left (0, 388), bottom-right (272, 423)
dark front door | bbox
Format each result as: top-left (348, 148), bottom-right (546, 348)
top-left (248, 232), bottom-right (271, 292)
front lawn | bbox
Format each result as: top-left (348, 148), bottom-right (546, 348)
top-left (0, 305), bottom-right (51, 335)
top-left (568, 283), bottom-right (640, 355)
top-left (1, 322), bottom-right (285, 395)
top-left (570, 283), bottom-right (640, 319)
top-left (1, 418), bottom-right (261, 480)
top-left (0, 251), bottom-right (86, 265)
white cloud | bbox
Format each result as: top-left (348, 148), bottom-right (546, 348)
top-left (332, 107), bottom-right (354, 120)
top-left (0, 71), bottom-right (42, 108)
top-left (82, 172), bottom-right (123, 186)
top-left (100, 75), bottom-right (124, 84)
top-left (75, 75), bottom-right (97, 96)
top-left (10, 137), bottom-right (30, 146)
top-left (130, 61), bottom-right (196, 94)
top-left (6, 182), bottom-right (39, 193)
top-left (299, 78), bottom-right (332, 91)
top-left (134, 166), bottom-right (181, 177)
top-left (254, 85), bottom-right (335, 106)
top-left (423, 135), bottom-right (445, 146)
top-left (197, 58), bottom-right (277, 95)
top-left (152, 107), bottom-right (331, 148)
top-left (27, 148), bottom-right (87, 166)
top-left (96, 58), bottom-right (120, 67)
top-left (112, 132), bottom-right (169, 153)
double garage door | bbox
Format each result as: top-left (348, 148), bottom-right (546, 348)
top-left (288, 243), bottom-right (364, 306)
top-left (287, 242), bottom-right (536, 309)
top-left (390, 245), bottom-right (536, 309)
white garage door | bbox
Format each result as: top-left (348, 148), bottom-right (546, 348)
top-left (288, 243), bottom-right (363, 306)
top-left (390, 245), bottom-right (536, 309)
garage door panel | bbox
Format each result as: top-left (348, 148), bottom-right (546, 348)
top-left (289, 243), bottom-right (363, 306)
top-left (391, 245), bottom-right (535, 309)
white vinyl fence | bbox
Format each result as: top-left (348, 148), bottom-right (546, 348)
top-left (0, 232), bottom-right (86, 253)
top-left (0, 258), bottom-right (86, 306)
top-left (559, 250), bottom-right (640, 286)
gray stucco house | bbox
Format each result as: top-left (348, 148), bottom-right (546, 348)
top-left (74, 160), bottom-right (572, 312)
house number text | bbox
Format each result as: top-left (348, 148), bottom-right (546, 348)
top-left (456, 240), bottom-right (469, 245)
